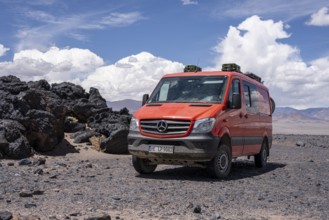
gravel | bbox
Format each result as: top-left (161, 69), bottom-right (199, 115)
top-left (0, 134), bottom-right (328, 219)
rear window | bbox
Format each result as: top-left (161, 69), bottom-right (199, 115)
top-left (243, 80), bottom-right (270, 115)
top-left (258, 88), bottom-right (271, 115)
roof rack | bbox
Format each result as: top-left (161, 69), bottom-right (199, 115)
top-left (245, 72), bottom-right (262, 83)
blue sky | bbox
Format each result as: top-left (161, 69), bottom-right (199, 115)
top-left (1, 0), bottom-right (329, 108)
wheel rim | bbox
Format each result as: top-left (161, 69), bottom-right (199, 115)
top-left (217, 153), bottom-right (228, 171)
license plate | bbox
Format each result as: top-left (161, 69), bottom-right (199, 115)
top-left (148, 145), bottom-right (174, 154)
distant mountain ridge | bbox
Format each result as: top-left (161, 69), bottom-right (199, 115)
top-left (107, 99), bottom-right (141, 113)
top-left (274, 107), bottom-right (329, 121)
top-left (107, 99), bottom-right (329, 121)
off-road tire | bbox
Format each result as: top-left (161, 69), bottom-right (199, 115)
top-left (207, 144), bottom-right (232, 179)
top-left (255, 140), bottom-right (268, 168)
top-left (132, 156), bottom-right (157, 174)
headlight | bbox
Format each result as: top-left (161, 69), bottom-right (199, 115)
top-left (129, 117), bottom-right (139, 131)
top-left (192, 118), bottom-right (216, 133)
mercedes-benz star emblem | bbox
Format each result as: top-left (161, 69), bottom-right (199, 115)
top-left (157, 120), bottom-right (168, 133)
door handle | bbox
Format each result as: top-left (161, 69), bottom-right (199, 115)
top-left (244, 114), bottom-right (248, 118)
top-left (239, 112), bottom-right (243, 118)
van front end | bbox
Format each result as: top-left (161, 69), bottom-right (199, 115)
top-left (127, 117), bottom-right (220, 167)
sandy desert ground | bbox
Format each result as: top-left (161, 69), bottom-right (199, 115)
top-left (273, 119), bottom-right (329, 135)
top-left (1, 128), bottom-right (329, 220)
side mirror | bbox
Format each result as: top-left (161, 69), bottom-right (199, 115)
top-left (231, 93), bottom-right (241, 109)
top-left (270, 97), bottom-right (275, 114)
top-left (142, 94), bottom-right (149, 105)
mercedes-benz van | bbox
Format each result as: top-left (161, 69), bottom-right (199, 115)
top-left (128, 63), bottom-right (275, 178)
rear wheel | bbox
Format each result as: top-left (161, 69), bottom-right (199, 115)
top-left (207, 144), bottom-right (232, 179)
top-left (255, 140), bottom-right (268, 168)
top-left (132, 156), bottom-right (157, 174)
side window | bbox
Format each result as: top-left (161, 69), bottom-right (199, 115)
top-left (243, 84), bottom-right (251, 108)
top-left (243, 81), bottom-right (258, 114)
top-left (228, 79), bottom-right (240, 107)
top-left (258, 88), bottom-right (270, 115)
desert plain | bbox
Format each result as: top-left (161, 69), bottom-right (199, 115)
top-left (0, 118), bottom-right (329, 220)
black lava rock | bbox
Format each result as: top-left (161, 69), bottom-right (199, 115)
top-left (0, 119), bottom-right (31, 159)
top-left (88, 87), bottom-right (107, 109)
top-left (18, 158), bottom-right (33, 166)
top-left (85, 215), bottom-right (111, 220)
top-left (100, 126), bottom-right (129, 154)
top-left (27, 79), bottom-right (51, 90)
top-left (64, 117), bottom-right (86, 133)
top-left (73, 131), bottom-right (100, 144)
top-left (296, 141), bottom-right (306, 147)
top-left (193, 205), bottom-right (202, 214)
top-left (0, 75), bottom-right (131, 158)
top-left (24, 110), bottom-right (63, 152)
top-left (0, 211), bottom-right (13, 220)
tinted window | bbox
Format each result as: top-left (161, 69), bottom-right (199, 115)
top-left (243, 84), bottom-right (251, 107)
top-left (258, 88), bottom-right (270, 115)
top-left (243, 81), bottom-right (258, 114)
top-left (228, 79), bottom-right (241, 107)
top-left (148, 76), bottom-right (227, 103)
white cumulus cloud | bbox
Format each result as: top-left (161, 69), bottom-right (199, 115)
top-left (0, 48), bottom-right (183, 102)
top-left (0, 44), bottom-right (10, 57)
top-left (213, 15), bottom-right (329, 108)
top-left (0, 46), bottom-right (104, 83)
top-left (81, 52), bottom-right (184, 101)
top-left (306, 7), bottom-right (329, 26)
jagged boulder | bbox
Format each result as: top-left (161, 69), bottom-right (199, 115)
top-left (71, 87), bottom-right (108, 122)
top-left (64, 116), bottom-right (86, 133)
top-left (87, 109), bottom-right (130, 128)
top-left (51, 82), bottom-right (87, 100)
top-left (0, 77), bottom-right (29, 121)
top-left (85, 109), bottom-right (131, 154)
top-left (72, 101), bottom-right (107, 123)
top-left (88, 87), bottom-right (107, 109)
top-left (51, 83), bottom-right (108, 122)
top-left (72, 130), bottom-right (101, 144)
top-left (23, 110), bottom-right (64, 152)
top-left (0, 75), bottom-right (29, 95)
top-left (0, 119), bottom-right (31, 159)
top-left (18, 89), bottom-right (47, 111)
top-left (27, 79), bottom-right (51, 90)
top-left (99, 126), bottom-right (130, 154)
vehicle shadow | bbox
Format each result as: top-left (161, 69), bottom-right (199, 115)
top-left (136, 160), bottom-right (286, 182)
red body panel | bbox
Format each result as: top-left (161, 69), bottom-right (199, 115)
top-left (133, 70), bottom-right (272, 157)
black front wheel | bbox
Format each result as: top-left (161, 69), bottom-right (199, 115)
top-left (207, 144), bottom-right (232, 179)
top-left (132, 156), bottom-right (157, 174)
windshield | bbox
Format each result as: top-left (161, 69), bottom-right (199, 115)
top-left (148, 76), bottom-right (227, 103)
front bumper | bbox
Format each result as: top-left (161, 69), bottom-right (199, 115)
top-left (128, 131), bottom-right (220, 165)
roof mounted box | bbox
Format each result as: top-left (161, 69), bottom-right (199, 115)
top-left (184, 65), bottom-right (202, 72)
top-left (222, 63), bottom-right (241, 72)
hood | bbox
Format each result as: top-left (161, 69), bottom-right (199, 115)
top-left (134, 103), bottom-right (223, 121)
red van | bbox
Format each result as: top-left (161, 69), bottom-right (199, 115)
top-left (128, 63), bottom-right (275, 178)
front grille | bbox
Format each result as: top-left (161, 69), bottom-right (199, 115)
top-left (140, 119), bottom-right (191, 135)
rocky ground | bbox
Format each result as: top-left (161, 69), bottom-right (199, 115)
top-left (0, 134), bottom-right (328, 220)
